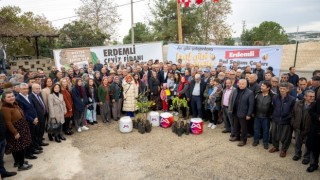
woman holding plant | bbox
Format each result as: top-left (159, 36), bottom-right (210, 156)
top-left (177, 76), bottom-right (190, 117)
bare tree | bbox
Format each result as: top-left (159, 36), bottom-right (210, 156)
top-left (76, 0), bottom-right (121, 39)
top-left (201, 0), bottom-right (232, 44)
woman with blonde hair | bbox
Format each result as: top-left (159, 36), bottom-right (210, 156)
top-left (60, 78), bottom-right (73, 135)
top-left (41, 77), bottom-right (54, 141)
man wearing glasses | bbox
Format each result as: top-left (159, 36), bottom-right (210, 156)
top-left (271, 77), bottom-right (280, 94)
top-left (229, 70), bottom-right (238, 88)
top-left (291, 90), bottom-right (315, 165)
top-left (280, 73), bottom-right (289, 83)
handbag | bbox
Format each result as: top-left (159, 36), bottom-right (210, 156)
top-left (87, 104), bottom-right (94, 110)
top-left (46, 118), bottom-right (61, 133)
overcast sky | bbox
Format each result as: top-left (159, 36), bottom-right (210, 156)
top-left (1, 0), bottom-right (319, 41)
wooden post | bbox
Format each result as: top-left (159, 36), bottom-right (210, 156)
top-left (35, 36), bottom-right (39, 59)
top-left (176, 1), bottom-right (183, 44)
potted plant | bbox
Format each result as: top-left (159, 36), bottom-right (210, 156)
top-left (169, 97), bottom-right (191, 136)
top-left (135, 94), bottom-right (155, 134)
top-left (136, 93), bottom-right (155, 120)
top-left (169, 96), bottom-right (189, 121)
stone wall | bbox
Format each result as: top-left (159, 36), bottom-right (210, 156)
top-left (7, 58), bottom-right (54, 74)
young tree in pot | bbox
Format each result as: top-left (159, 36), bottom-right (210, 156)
top-left (170, 96), bottom-right (189, 120)
top-left (170, 97), bottom-right (190, 136)
top-left (135, 93), bottom-right (154, 133)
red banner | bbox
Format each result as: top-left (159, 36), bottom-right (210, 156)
top-left (225, 49), bottom-right (260, 59)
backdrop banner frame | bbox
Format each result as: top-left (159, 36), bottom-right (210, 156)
top-left (167, 43), bottom-right (283, 76)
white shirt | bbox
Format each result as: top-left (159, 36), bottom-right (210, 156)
top-left (164, 71), bottom-right (167, 80)
top-left (192, 82), bottom-right (201, 96)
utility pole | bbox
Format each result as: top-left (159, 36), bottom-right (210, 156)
top-left (294, 26), bottom-right (299, 67)
top-left (131, 0), bottom-right (134, 44)
top-left (242, 20), bottom-right (246, 33)
top-left (176, 1), bottom-right (183, 44)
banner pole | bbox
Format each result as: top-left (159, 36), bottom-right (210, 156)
top-left (131, 0), bottom-right (135, 44)
top-left (177, 1), bottom-right (183, 44)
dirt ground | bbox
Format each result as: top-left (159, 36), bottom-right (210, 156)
top-left (4, 117), bottom-right (320, 180)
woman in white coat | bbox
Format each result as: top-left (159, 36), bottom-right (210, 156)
top-left (48, 84), bottom-right (67, 143)
top-left (122, 74), bottom-right (138, 117)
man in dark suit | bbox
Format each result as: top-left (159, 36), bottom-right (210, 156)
top-left (159, 65), bottom-right (169, 84)
top-left (288, 66), bottom-right (299, 87)
top-left (229, 79), bottom-right (254, 146)
top-left (188, 74), bottom-right (206, 119)
top-left (139, 64), bottom-right (151, 79)
top-left (93, 59), bottom-right (103, 73)
top-left (29, 83), bottom-right (49, 147)
top-left (252, 62), bottom-right (265, 83)
top-left (16, 83), bottom-right (42, 159)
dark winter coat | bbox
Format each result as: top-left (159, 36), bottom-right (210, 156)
top-left (272, 94), bottom-right (296, 125)
top-left (291, 100), bottom-right (313, 135)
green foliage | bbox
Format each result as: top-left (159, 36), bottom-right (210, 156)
top-left (240, 21), bottom-right (289, 45)
top-left (169, 96), bottom-right (189, 111)
top-left (56, 21), bottom-right (109, 48)
top-left (136, 93), bottom-right (155, 113)
top-left (149, 0), bottom-right (232, 44)
top-left (223, 37), bottom-right (235, 46)
top-left (0, 6), bottom-right (56, 57)
top-left (123, 22), bottom-right (154, 44)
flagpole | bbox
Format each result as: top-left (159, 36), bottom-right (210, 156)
top-left (177, 1), bottom-right (183, 44)
top-left (131, 0), bottom-right (134, 44)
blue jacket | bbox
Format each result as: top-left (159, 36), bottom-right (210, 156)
top-left (229, 88), bottom-right (254, 118)
top-left (71, 87), bottom-right (88, 112)
top-left (16, 94), bottom-right (37, 124)
top-left (272, 94), bottom-right (296, 125)
top-left (290, 87), bottom-right (309, 101)
top-left (288, 73), bottom-right (299, 86)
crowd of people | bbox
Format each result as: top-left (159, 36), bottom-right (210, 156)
top-left (0, 58), bottom-right (320, 178)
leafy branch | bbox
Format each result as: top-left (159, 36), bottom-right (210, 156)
top-left (136, 93), bottom-right (155, 114)
top-left (169, 96), bottom-right (189, 111)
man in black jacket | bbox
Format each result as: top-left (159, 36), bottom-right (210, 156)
top-left (307, 77), bottom-right (320, 172)
top-left (0, 112), bottom-right (17, 178)
top-left (229, 79), bottom-right (254, 146)
top-left (248, 74), bottom-right (261, 137)
top-left (93, 59), bottom-right (103, 73)
top-left (252, 62), bottom-right (265, 83)
top-left (288, 66), bottom-right (299, 87)
top-left (253, 81), bottom-right (274, 149)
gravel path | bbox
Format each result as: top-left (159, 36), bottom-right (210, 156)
top-left (5, 117), bottom-right (320, 180)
